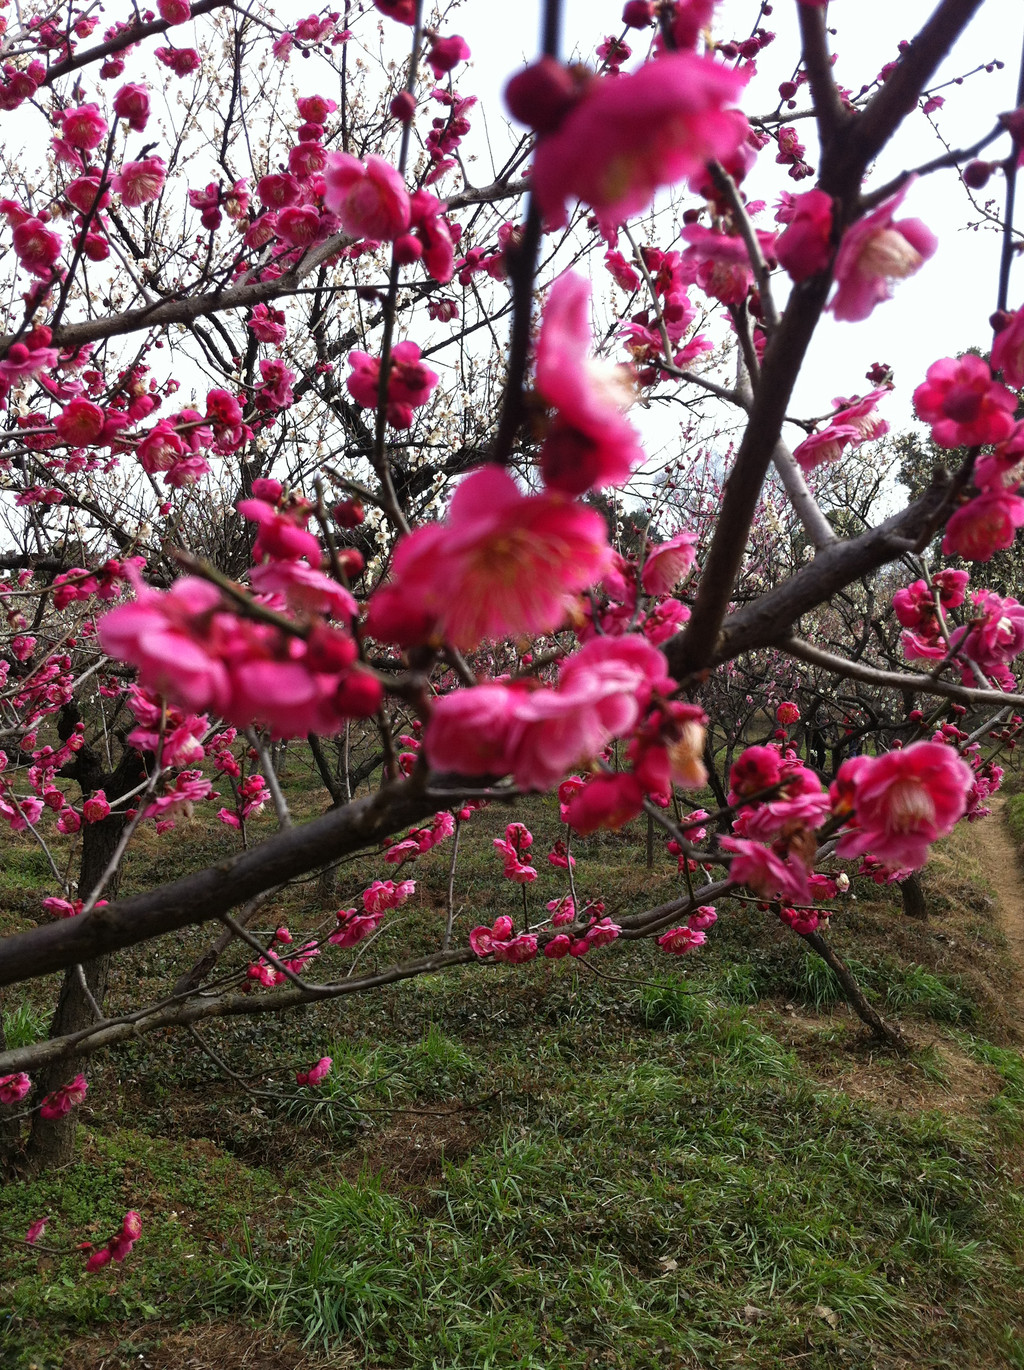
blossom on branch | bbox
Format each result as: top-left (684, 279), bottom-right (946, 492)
top-left (527, 52), bottom-right (749, 238)
top-left (831, 741), bottom-right (974, 872)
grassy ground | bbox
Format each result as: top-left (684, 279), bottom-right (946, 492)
top-left (3, 756), bottom-right (1024, 1368)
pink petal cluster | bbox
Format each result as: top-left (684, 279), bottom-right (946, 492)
top-left (427, 34), bottom-right (470, 79)
top-left (641, 530), bottom-right (698, 596)
top-left (992, 306), bottom-right (1024, 389)
top-left (85, 1211), bottom-right (142, 1272)
top-left (346, 341), bottom-right (438, 429)
top-left (658, 925), bottom-right (705, 955)
top-left (534, 273), bottom-right (646, 495)
top-left (831, 741), bottom-right (974, 872)
top-left (295, 1056), bottom-right (332, 1086)
top-left (40, 1072), bottom-right (88, 1119)
top-left (494, 821), bottom-right (537, 883)
top-left (426, 635), bottom-right (672, 790)
top-left (529, 52), bottom-right (749, 238)
top-left (775, 188), bottom-right (833, 282)
top-left (914, 355), bottom-right (1017, 449)
top-left (894, 570), bottom-right (969, 662)
top-left (365, 466), bottom-right (611, 651)
top-left (950, 590), bottom-right (1024, 689)
top-left (681, 225), bottom-right (776, 306)
top-left (829, 183), bottom-right (937, 322)
top-left (329, 909), bottom-right (383, 948)
top-left (323, 153), bottom-right (410, 240)
top-left (0, 1072), bottom-right (32, 1104)
top-left (112, 157), bottom-right (166, 207)
top-left (362, 878), bottom-right (416, 915)
top-left (792, 390), bottom-right (889, 472)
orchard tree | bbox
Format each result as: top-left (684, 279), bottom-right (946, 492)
top-left (1, 0), bottom-right (1024, 1266)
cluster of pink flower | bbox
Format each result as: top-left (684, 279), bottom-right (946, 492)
top-left (426, 635), bottom-right (684, 795)
top-left (895, 571), bottom-right (1024, 690)
top-left (831, 742), bottom-right (974, 873)
top-left (347, 341), bottom-right (439, 429)
top-left (40, 1073), bottom-right (88, 1119)
top-left (126, 686), bottom-right (209, 768)
top-left (84, 1211), bottom-right (142, 1272)
top-left (494, 821), bottom-right (537, 884)
top-left (893, 569), bottom-right (970, 664)
top-left (383, 811), bottom-right (455, 865)
top-left (330, 878), bottom-right (417, 949)
top-left (295, 1056), bottom-right (332, 1087)
top-left (792, 390), bottom-right (890, 473)
top-left (51, 558), bottom-right (144, 611)
top-left (508, 47), bottom-right (749, 240)
top-left (41, 895), bottom-right (108, 919)
top-left (0, 1071), bottom-right (32, 1104)
top-left (219, 773), bottom-right (271, 829)
top-left (719, 744), bottom-right (831, 903)
top-left (366, 464), bottom-right (611, 651)
top-left (658, 905), bottom-right (717, 955)
top-left (613, 244), bottom-right (710, 383)
top-left (98, 480), bottom-right (380, 738)
top-left (916, 362), bottom-right (1024, 562)
top-left (247, 934), bottom-right (320, 988)
top-left (717, 735), bottom-right (974, 904)
top-left (534, 272), bottom-right (646, 495)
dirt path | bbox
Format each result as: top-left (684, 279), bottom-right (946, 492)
top-left (973, 797), bottom-right (1024, 973)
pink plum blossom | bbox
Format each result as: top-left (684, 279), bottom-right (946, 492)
top-left (366, 466), bottom-right (611, 651)
top-left (60, 104), bottom-right (107, 151)
top-left (775, 188), bottom-right (834, 281)
top-left (829, 183), bottom-right (937, 322)
top-left (346, 341), bottom-right (438, 429)
top-left (720, 836), bottom-right (813, 903)
top-left (658, 925), bottom-right (705, 954)
top-left (913, 355), bottom-right (1017, 449)
top-left (992, 307), bottom-right (1024, 389)
top-left (113, 83), bottom-right (151, 131)
top-left (295, 1056), bottom-right (333, 1086)
top-left (427, 35), bottom-right (470, 79)
top-left (0, 1072), bottom-right (31, 1104)
top-left (530, 52), bottom-right (749, 237)
top-left (681, 224), bottom-right (776, 305)
top-left (323, 153), bottom-right (411, 240)
top-left (40, 1073), bottom-right (88, 1119)
top-left (113, 158), bottom-right (166, 206)
top-left (82, 790), bottom-right (111, 823)
top-left (535, 273), bottom-right (645, 495)
top-left (12, 219), bottom-right (61, 277)
top-left (831, 741), bottom-right (974, 872)
top-left (469, 915), bottom-right (515, 957)
top-left (942, 490), bottom-right (1024, 561)
top-left (641, 530), bottom-right (698, 596)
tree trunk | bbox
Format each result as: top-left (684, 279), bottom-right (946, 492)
top-left (900, 872), bottom-right (927, 919)
top-left (26, 730), bottom-right (139, 1172)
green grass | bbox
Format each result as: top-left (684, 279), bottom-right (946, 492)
top-left (3, 782), bottom-right (1024, 1367)
top-left (2, 998), bottom-right (49, 1050)
top-left (209, 997), bottom-right (1024, 1368)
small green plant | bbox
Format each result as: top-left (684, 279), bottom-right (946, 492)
top-left (2, 1000), bottom-right (48, 1050)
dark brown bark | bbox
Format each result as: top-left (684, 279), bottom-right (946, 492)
top-left (900, 873), bottom-right (928, 920)
top-left (25, 731), bottom-right (141, 1171)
